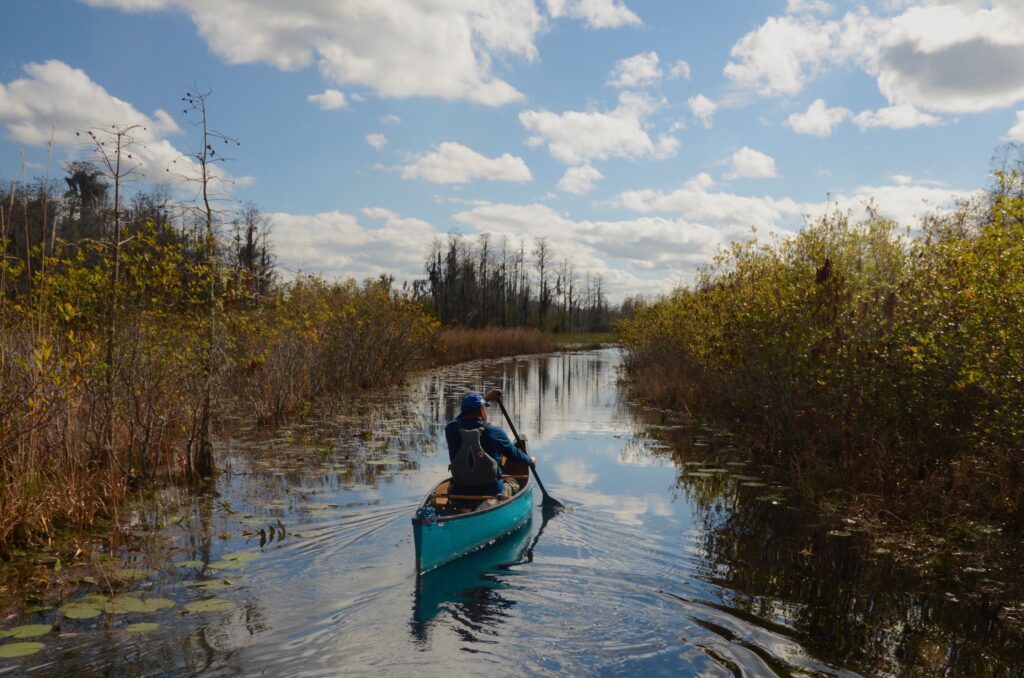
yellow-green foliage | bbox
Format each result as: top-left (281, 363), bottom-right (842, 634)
top-left (0, 225), bottom-right (439, 547)
top-left (620, 174), bottom-right (1024, 529)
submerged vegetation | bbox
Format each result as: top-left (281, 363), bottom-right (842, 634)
top-left (620, 166), bottom-right (1024, 533)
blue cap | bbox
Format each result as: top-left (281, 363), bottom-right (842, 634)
top-left (460, 392), bottom-right (488, 413)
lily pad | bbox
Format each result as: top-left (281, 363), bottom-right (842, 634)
top-left (685, 472), bottom-right (716, 478)
top-left (742, 482), bottom-right (768, 488)
top-left (175, 561), bottom-right (205, 568)
top-left (115, 568), bottom-right (156, 580)
top-left (827, 530), bottom-right (853, 538)
top-left (184, 598), bottom-right (235, 613)
top-left (59, 603), bottom-right (102, 619)
top-left (125, 622), bottom-right (160, 633)
top-left (0, 625), bottom-right (52, 639)
top-left (189, 579), bottom-right (236, 590)
top-left (731, 475), bottom-right (762, 482)
top-left (0, 642), bottom-right (45, 658)
top-left (102, 596), bottom-right (174, 614)
top-left (220, 551), bottom-right (261, 563)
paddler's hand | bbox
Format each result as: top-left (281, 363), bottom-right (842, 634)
top-left (484, 388), bottom-right (503, 402)
top-left (530, 456), bottom-right (537, 468)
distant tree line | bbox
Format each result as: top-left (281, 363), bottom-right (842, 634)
top-left (422, 233), bottom-right (643, 332)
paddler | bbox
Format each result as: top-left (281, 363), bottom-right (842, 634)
top-left (445, 389), bottom-right (536, 499)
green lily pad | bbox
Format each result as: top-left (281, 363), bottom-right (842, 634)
top-left (742, 482), bottom-right (768, 488)
top-left (79, 594), bottom-right (109, 606)
top-left (685, 472), bottom-right (715, 478)
top-left (184, 598), bottom-right (235, 613)
top-left (115, 568), bottom-right (156, 580)
top-left (189, 579), bottom-right (235, 590)
top-left (0, 625), bottom-right (51, 639)
top-left (0, 642), bottom-right (45, 658)
top-left (175, 561), bottom-right (205, 568)
top-left (731, 475), bottom-right (762, 482)
top-left (365, 459), bottom-right (402, 465)
top-left (102, 596), bottom-right (174, 614)
top-left (125, 622), bottom-right (160, 633)
top-left (208, 560), bottom-right (245, 571)
top-left (60, 603), bottom-right (102, 619)
top-left (827, 530), bottom-right (852, 537)
top-left (220, 551), bottom-right (261, 562)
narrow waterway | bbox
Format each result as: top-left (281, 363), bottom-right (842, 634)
top-left (2, 349), bottom-right (1022, 676)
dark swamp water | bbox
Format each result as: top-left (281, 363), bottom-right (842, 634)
top-left (2, 348), bottom-right (1023, 677)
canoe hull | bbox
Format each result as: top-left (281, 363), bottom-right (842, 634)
top-left (412, 481), bottom-right (534, 574)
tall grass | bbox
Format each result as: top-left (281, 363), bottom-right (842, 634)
top-left (620, 172), bottom-right (1024, 532)
top-left (434, 327), bottom-right (555, 364)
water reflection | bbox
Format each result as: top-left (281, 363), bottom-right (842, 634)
top-left (4, 349), bottom-right (1022, 677)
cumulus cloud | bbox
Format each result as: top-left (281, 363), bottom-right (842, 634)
top-left (786, 0), bottom-right (833, 15)
top-left (365, 133), bottom-right (388, 150)
top-left (307, 89), bottom-right (348, 110)
top-left (557, 165), bottom-right (604, 194)
top-left (269, 207), bottom-right (437, 283)
top-left (607, 51), bottom-right (661, 88)
top-left (380, 114), bottom-right (401, 125)
top-left (1006, 111), bottom-right (1024, 142)
top-left (544, 0), bottom-right (641, 29)
top-left (619, 172), bottom-right (978, 232)
top-left (786, 98), bottom-right (851, 137)
top-left (725, 147), bottom-right (778, 180)
top-left (400, 141), bottom-right (532, 184)
top-left (83, 0), bottom-right (544, 106)
top-left (688, 94), bottom-right (717, 128)
top-left (668, 60), bottom-right (692, 80)
top-left (852, 104), bottom-right (942, 130)
top-left (0, 59), bottom-right (230, 188)
top-left (725, 2), bottom-right (1024, 114)
top-left (520, 91), bottom-right (678, 165)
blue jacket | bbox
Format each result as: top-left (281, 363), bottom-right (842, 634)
top-left (445, 415), bottom-right (531, 495)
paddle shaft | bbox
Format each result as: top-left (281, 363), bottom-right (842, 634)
top-left (494, 397), bottom-right (563, 509)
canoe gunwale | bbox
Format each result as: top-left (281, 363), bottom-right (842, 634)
top-left (411, 472), bottom-right (533, 526)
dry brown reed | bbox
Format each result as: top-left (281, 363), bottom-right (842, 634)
top-left (434, 327), bottom-right (556, 364)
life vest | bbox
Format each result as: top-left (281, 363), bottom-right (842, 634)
top-left (451, 427), bottom-right (499, 488)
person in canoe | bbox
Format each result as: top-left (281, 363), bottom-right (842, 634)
top-left (446, 390), bottom-right (536, 500)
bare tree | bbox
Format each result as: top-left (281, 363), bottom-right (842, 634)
top-left (174, 86), bottom-right (240, 480)
top-left (79, 121), bottom-right (146, 464)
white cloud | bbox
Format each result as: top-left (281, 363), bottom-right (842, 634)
top-left (786, 98), bottom-right (851, 137)
top-left (269, 207), bottom-right (436, 283)
top-left (380, 114), bottom-right (401, 125)
top-left (83, 0), bottom-right (544, 106)
top-left (725, 147), bottom-right (778, 180)
top-left (307, 88), bottom-right (348, 110)
top-left (0, 59), bottom-right (233, 189)
top-left (688, 94), bottom-right (717, 128)
top-left (544, 0), bottom-right (641, 29)
top-left (557, 165), bottom-right (604, 194)
top-left (725, 2), bottom-right (1024, 114)
top-left (852, 104), bottom-right (942, 130)
top-left (619, 173), bottom-right (811, 230)
top-left (668, 60), bottom-right (692, 80)
top-left (520, 91), bottom-right (678, 165)
top-left (786, 0), bottom-right (833, 15)
top-left (1006, 111), bottom-right (1024, 142)
top-left (365, 133), bottom-right (388, 150)
top-left (607, 51), bottom-right (661, 88)
top-left (400, 141), bottom-right (532, 184)
top-left (619, 172), bottom-right (978, 233)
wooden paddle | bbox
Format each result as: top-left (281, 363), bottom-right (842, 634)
top-left (494, 397), bottom-right (564, 510)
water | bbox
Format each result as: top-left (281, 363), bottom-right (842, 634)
top-left (3, 349), bottom-right (1023, 676)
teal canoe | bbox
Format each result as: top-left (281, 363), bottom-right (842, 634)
top-left (412, 470), bottom-right (534, 574)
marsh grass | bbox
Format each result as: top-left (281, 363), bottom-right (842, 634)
top-left (434, 327), bottom-right (556, 364)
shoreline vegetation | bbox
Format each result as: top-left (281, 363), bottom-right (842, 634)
top-left (619, 166), bottom-right (1024, 539)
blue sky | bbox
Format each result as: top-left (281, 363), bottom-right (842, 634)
top-left (2, 0), bottom-right (1022, 298)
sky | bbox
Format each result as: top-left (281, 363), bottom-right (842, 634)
top-left (1, 0), bottom-right (1022, 300)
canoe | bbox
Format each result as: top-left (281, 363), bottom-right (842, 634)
top-left (412, 465), bottom-right (534, 574)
